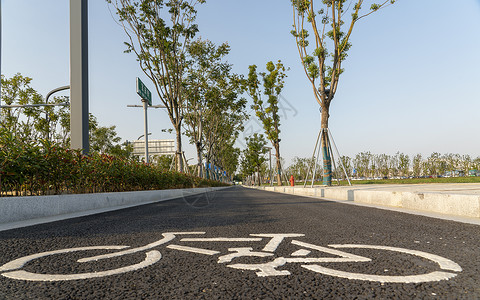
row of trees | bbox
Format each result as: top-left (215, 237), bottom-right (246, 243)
top-left (2, 0), bottom-right (400, 187)
top-left (107, 0), bottom-right (249, 177)
top-left (285, 152), bottom-right (480, 182)
top-left (109, 0), bottom-right (398, 185)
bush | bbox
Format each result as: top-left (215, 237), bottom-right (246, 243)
top-left (0, 130), bottom-right (227, 196)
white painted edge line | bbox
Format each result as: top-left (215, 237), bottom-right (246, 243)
top-left (180, 238), bottom-right (263, 242)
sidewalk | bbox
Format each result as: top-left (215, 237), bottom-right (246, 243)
top-left (250, 183), bottom-right (480, 225)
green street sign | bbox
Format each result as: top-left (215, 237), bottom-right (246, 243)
top-left (136, 77), bottom-right (152, 106)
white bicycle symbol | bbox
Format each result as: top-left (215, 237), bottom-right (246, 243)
top-left (0, 232), bottom-right (462, 283)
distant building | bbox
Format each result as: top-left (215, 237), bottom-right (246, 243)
top-left (132, 139), bottom-right (175, 159)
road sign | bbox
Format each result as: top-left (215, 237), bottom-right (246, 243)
top-left (136, 77), bottom-right (152, 106)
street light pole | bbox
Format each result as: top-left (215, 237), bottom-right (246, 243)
top-left (70, 0), bottom-right (89, 154)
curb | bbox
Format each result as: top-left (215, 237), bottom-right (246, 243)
top-left (0, 187), bottom-right (228, 231)
top-left (249, 186), bottom-right (480, 220)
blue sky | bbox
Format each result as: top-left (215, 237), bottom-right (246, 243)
top-left (2, 0), bottom-right (480, 165)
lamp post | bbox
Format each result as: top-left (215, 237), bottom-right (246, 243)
top-left (70, 0), bottom-right (89, 154)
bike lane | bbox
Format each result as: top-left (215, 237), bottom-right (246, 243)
top-left (0, 186), bottom-right (479, 299)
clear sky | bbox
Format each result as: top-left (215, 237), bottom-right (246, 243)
top-left (2, 0), bottom-right (480, 166)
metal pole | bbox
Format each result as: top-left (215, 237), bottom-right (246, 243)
top-left (304, 129), bottom-right (322, 187)
top-left (0, 0), bottom-right (2, 101)
top-left (143, 99), bottom-right (149, 164)
top-left (328, 128), bottom-right (352, 186)
top-left (311, 130), bottom-right (323, 188)
top-left (70, 0), bottom-right (89, 154)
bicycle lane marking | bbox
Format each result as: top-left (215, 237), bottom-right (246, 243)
top-left (227, 240), bottom-right (371, 277)
top-left (0, 232), bottom-right (463, 283)
top-left (301, 244), bottom-right (463, 283)
top-left (0, 246), bottom-right (162, 282)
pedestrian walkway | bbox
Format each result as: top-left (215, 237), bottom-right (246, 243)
top-left (249, 183), bottom-right (480, 225)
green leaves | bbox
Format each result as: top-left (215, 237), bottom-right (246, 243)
top-left (182, 38), bottom-right (247, 174)
top-left (240, 133), bottom-right (268, 177)
top-left (0, 136), bottom-right (223, 196)
top-left (292, 0), bottom-right (397, 109)
top-left (247, 60), bottom-right (287, 155)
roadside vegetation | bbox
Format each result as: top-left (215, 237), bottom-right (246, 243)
top-left (0, 128), bottom-right (226, 197)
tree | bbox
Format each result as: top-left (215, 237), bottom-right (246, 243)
top-left (398, 152), bottom-right (410, 177)
top-left (353, 151), bottom-right (372, 178)
top-left (1, 74), bottom-right (71, 146)
top-left (89, 114), bottom-right (122, 154)
top-left (183, 39), bottom-right (246, 178)
top-left (286, 156), bottom-right (317, 181)
top-left (412, 154), bottom-right (423, 177)
top-left (1, 74), bottom-right (47, 142)
top-left (107, 0), bottom-right (205, 172)
top-left (291, 0), bottom-right (396, 185)
top-left (240, 133), bottom-right (268, 185)
top-left (335, 155), bottom-right (352, 180)
top-left (152, 154), bottom-right (174, 171)
top-left (246, 60), bottom-right (288, 186)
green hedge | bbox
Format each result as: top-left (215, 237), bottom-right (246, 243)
top-left (0, 130), bottom-right (226, 196)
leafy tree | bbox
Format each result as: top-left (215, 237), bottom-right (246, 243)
top-left (240, 133), bottom-right (268, 184)
top-left (183, 39), bottom-right (246, 177)
top-left (1, 74), bottom-right (46, 142)
top-left (1, 74), bottom-right (71, 146)
top-left (286, 156), bottom-right (315, 181)
top-left (353, 151), bottom-right (372, 178)
top-left (107, 0), bottom-right (205, 172)
top-left (215, 142), bottom-right (241, 178)
top-left (152, 154), bottom-right (174, 171)
top-left (412, 154), bottom-right (423, 177)
top-left (246, 60), bottom-right (287, 186)
top-left (398, 152), bottom-right (410, 177)
top-left (291, 0), bottom-right (396, 185)
top-left (89, 114), bottom-right (122, 154)
top-left (335, 155), bottom-right (352, 179)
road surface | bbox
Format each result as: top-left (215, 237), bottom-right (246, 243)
top-left (0, 186), bottom-right (478, 299)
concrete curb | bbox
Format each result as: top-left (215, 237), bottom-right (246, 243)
top-left (251, 186), bottom-right (480, 220)
top-left (0, 187), bottom-right (228, 230)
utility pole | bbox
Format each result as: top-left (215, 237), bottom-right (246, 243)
top-left (70, 0), bottom-right (89, 154)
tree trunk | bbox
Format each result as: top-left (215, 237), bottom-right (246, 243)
top-left (274, 143), bottom-right (282, 186)
top-left (195, 142), bottom-right (203, 178)
top-left (175, 124), bottom-right (184, 173)
top-left (321, 108), bottom-right (332, 186)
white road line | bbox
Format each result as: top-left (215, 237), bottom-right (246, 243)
top-left (2, 250), bottom-right (161, 281)
top-left (328, 244), bottom-right (463, 272)
top-left (180, 238), bottom-right (263, 242)
top-left (0, 246), bottom-right (129, 273)
top-left (291, 249), bottom-right (311, 256)
top-left (218, 247), bottom-right (273, 263)
top-left (292, 240), bottom-right (371, 262)
top-left (166, 245), bottom-right (220, 255)
top-left (302, 265), bottom-right (458, 283)
top-left (250, 234), bottom-right (305, 252)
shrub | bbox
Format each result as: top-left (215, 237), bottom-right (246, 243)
top-left (0, 130), bottom-right (227, 196)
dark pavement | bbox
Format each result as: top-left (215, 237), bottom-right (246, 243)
top-left (0, 186), bottom-right (479, 299)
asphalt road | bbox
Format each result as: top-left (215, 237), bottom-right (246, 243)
top-left (0, 186), bottom-right (479, 299)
